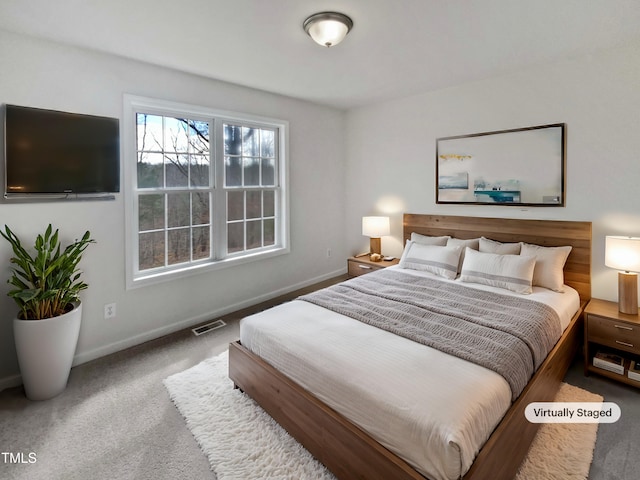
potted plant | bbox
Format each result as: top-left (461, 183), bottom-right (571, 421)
top-left (1, 224), bottom-right (94, 400)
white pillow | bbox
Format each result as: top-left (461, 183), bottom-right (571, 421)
top-left (460, 248), bottom-right (536, 294)
top-left (520, 243), bottom-right (572, 292)
top-left (410, 232), bottom-right (450, 246)
top-left (479, 236), bottom-right (522, 255)
top-left (447, 237), bottom-right (480, 273)
top-left (399, 241), bottom-right (462, 279)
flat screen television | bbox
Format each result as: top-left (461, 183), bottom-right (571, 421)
top-left (4, 104), bottom-right (120, 198)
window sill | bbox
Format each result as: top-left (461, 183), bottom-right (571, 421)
top-left (126, 246), bottom-right (289, 290)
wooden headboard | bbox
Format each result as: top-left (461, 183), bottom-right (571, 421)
top-left (403, 214), bottom-right (592, 303)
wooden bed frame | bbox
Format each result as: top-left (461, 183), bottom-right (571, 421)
top-left (229, 214), bottom-right (592, 480)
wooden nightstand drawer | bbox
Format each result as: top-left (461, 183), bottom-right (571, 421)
top-left (348, 260), bottom-right (380, 277)
top-left (347, 256), bottom-right (399, 278)
top-left (584, 298), bottom-right (640, 388)
top-left (587, 315), bottom-right (640, 353)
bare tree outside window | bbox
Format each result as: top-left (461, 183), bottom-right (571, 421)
top-left (136, 113), bottom-right (212, 270)
top-left (133, 109), bottom-right (281, 276)
top-left (224, 124), bottom-right (277, 254)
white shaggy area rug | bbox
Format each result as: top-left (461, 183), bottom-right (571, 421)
top-left (164, 351), bottom-right (335, 480)
top-left (515, 383), bottom-right (602, 480)
top-left (164, 351), bottom-right (601, 480)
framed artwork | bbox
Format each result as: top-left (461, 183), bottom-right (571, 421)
top-left (436, 123), bottom-right (565, 206)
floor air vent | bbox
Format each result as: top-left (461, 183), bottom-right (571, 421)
top-left (192, 319), bottom-right (226, 336)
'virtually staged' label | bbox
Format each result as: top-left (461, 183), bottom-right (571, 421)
top-left (525, 402), bottom-right (621, 423)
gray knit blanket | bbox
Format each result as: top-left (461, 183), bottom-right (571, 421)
top-left (299, 269), bottom-right (561, 400)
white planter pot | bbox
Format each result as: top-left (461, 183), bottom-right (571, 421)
top-left (13, 303), bottom-right (82, 401)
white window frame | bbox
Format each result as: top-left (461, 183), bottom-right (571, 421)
top-left (123, 95), bottom-right (289, 289)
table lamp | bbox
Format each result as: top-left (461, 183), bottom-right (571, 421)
top-left (605, 236), bottom-right (640, 314)
top-left (362, 216), bottom-right (390, 255)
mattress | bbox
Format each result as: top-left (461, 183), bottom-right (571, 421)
top-left (239, 267), bottom-right (580, 480)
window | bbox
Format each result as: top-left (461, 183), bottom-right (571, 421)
top-left (224, 124), bottom-right (278, 254)
top-left (124, 96), bottom-right (288, 288)
top-left (136, 114), bottom-right (212, 270)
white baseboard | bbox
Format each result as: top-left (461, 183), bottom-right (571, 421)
top-left (0, 267), bottom-right (346, 392)
top-left (0, 373), bottom-right (22, 392)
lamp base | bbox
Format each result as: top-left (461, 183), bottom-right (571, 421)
top-left (369, 237), bottom-right (382, 255)
top-left (618, 271), bottom-right (638, 315)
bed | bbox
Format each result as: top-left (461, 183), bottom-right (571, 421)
top-left (229, 214), bottom-right (592, 480)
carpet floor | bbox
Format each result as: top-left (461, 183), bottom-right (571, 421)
top-left (1, 274), bottom-right (637, 479)
top-left (165, 350), bottom-right (602, 480)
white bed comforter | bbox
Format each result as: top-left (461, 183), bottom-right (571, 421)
top-left (239, 267), bottom-right (579, 480)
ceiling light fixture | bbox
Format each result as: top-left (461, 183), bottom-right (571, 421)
top-left (303, 11), bottom-right (353, 48)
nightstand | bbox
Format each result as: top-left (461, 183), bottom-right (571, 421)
top-left (584, 298), bottom-right (640, 388)
top-left (347, 255), bottom-right (400, 278)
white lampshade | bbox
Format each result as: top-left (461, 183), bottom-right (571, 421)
top-left (605, 236), bottom-right (640, 272)
top-left (362, 216), bottom-right (390, 238)
top-left (303, 12), bottom-right (353, 47)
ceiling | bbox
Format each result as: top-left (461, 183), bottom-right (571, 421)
top-left (1, 0), bottom-right (640, 110)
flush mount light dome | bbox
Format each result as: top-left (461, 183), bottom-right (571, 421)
top-left (303, 12), bottom-right (353, 47)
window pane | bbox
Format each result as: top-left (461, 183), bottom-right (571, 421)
top-left (244, 157), bottom-right (260, 186)
top-left (192, 192), bottom-right (210, 225)
top-left (165, 154), bottom-right (189, 187)
top-left (192, 226), bottom-right (210, 260)
top-left (139, 194), bottom-right (165, 231)
top-left (224, 124), bottom-right (242, 155)
top-left (227, 222), bottom-right (244, 253)
top-left (139, 231), bottom-right (165, 270)
top-left (242, 127), bottom-right (259, 157)
top-left (261, 129), bottom-right (275, 157)
top-left (246, 220), bottom-right (262, 250)
top-left (168, 228), bottom-right (190, 265)
top-left (264, 219), bottom-right (275, 246)
top-left (167, 193), bottom-right (190, 228)
top-left (263, 190), bottom-right (275, 217)
top-left (246, 191), bottom-right (261, 219)
top-left (261, 158), bottom-right (275, 186)
top-left (189, 120), bottom-right (209, 154)
top-left (132, 103), bottom-right (283, 280)
top-left (137, 113), bottom-right (163, 151)
top-left (225, 156), bottom-right (242, 187)
top-left (138, 152), bottom-right (164, 188)
top-left (165, 117), bottom-right (189, 153)
top-left (190, 154), bottom-right (209, 187)
top-left (227, 191), bottom-right (244, 221)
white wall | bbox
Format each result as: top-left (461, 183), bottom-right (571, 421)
top-left (0, 30), bottom-right (347, 388)
top-left (346, 40), bottom-right (640, 303)
top-left (3, 30), bottom-right (639, 389)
